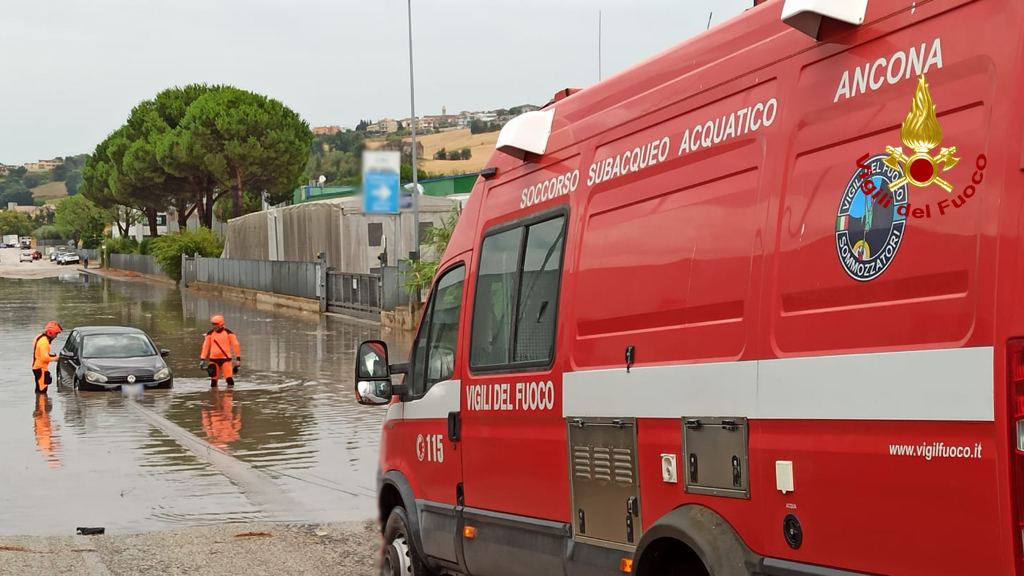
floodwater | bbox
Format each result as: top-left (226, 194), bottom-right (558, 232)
top-left (0, 272), bottom-right (409, 535)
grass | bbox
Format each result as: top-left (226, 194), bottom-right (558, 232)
top-left (31, 181), bottom-right (68, 201)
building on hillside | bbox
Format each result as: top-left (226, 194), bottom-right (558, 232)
top-left (367, 118), bottom-right (399, 135)
top-left (313, 125), bottom-right (344, 135)
top-left (400, 117), bottom-right (438, 133)
top-left (6, 202), bottom-right (56, 216)
top-left (24, 158), bottom-right (63, 172)
top-left (223, 194), bottom-right (459, 273)
top-left (0, 164), bottom-right (10, 176)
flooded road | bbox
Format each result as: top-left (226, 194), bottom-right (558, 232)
top-left (0, 273), bottom-right (408, 536)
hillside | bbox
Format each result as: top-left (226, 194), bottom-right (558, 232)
top-left (365, 128), bottom-right (499, 176)
top-left (31, 181), bottom-right (68, 201)
top-left (416, 129), bottom-right (498, 175)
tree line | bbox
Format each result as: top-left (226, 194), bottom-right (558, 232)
top-left (82, 84), bottom-right (313, 236)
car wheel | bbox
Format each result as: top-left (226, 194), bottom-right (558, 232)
top-left (382, 506), bottom-right (434, 576)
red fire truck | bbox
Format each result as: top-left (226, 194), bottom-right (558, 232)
top-left (354, 0), bottom-right (1024, 574)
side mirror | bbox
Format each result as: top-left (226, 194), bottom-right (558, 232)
top-left (355, 340), bottom-right (392, 406)
top-left (356, 380), bottom-right (394, 406)
top-left (160, 349), bottom-right (170, 358)
top-left (356, 340), bottom-right (391, 379)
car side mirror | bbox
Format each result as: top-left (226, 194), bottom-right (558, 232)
top-left (356, 380), bottom-right (393, 406)
top-left (160, 349), bottom-right (170, 358)
top-left (355, 340), bottom-right (393, 406)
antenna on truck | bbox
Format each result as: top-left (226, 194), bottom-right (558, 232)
top-left (707, 11), bottom-right (713, 30)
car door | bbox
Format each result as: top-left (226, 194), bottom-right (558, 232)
top-left (381, 261), bottom-right (468, 569)
top-left (58, 331), bottom-right (80, 387)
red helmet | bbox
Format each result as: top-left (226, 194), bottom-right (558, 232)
top-left (210, 315), bottom-right (225, 327)
top-left (44, 321), bottom-right (62, 338)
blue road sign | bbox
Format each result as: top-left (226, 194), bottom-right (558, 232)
top-left (363, 171), bottom-right (400, 214)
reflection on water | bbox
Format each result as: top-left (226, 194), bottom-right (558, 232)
top-left (0, 274), bottom-right (409, 535)
top-left (201, 389), bottom-right (242, 449)
top-left (32, 395), bottom-right (61, 469)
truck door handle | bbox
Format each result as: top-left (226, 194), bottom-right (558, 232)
top-left (448, 411), bottom-right (461, 442)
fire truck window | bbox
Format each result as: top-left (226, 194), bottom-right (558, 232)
top-left (514, 217), bottom-right (565, 363)
top-left (409, 264), bottom-right (466, 397)
top-left (471, 228), bottom-right (523, 368)
top-left (425, 266), bottom-right (465, 387)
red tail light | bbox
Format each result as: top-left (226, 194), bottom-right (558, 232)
top-left (1007, 339), bottom-right (1024, 571)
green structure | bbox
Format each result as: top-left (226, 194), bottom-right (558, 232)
top-left (419, 172), bottom-right (480, 197)
top-left (291, 172), bottom-right (479, 206)
top-left (292, 185), bottom-right (358, 205)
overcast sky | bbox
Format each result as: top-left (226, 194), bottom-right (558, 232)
top-left (0, 0), bottom-right (752, 164)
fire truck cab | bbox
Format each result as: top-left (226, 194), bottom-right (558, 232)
top-left (355, 0), bottom-right (1024, 574)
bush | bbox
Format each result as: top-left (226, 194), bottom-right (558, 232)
top-left (139, 237), bottom-right (154, 255)
top-left (32, 224), bottom-right (66, 240)
top-left (149, 228), bottom-right (224, 281)
top-left (104, 236), bottom-right (139, 255)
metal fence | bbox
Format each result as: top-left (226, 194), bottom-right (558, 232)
top-left (327, 271), bottom-right (381, 314)
top-left (185, 256), bottom-right (321, 300)
top-left (109, 253), bottom-right (164, 276)
top-left (380, 265), bottom-right (415, 310)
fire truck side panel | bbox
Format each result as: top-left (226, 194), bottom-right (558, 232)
top-left (376, 0), bottom-right (1024, 574)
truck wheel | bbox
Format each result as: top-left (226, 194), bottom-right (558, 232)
top-left (382, 506), bottom-right (433, 576)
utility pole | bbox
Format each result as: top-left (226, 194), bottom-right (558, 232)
top-left (407, 0), bottom-right (420, 261)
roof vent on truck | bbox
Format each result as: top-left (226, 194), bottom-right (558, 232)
top-left (496, 108), bottom-right (555, 157)
top-left (781, 0), bottom-right (867, 39)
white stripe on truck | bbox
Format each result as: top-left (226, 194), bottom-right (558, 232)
top-left (563, 347), bottom-right (994, 421)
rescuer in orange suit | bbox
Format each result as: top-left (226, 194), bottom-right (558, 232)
top-left (200, 315), bottom-right (241, 387)
top-left (32, 321), bottom-right (62, 395)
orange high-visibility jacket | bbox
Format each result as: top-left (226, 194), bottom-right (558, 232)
top-left (201, 328), bottom-right (241, 360)
top-left (32, 335), bottom-right (56, 370)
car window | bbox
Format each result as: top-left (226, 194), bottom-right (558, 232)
top-left (470, 215), bottom-right (567, 370)
top-left (469, 228), bottom-right (523, 367)
top-left (82, 334), bottom-right (157, 359)
top-left (63, 332), bottom-right (79, 355)
top-left (408, 264), bottom-right (466, 397)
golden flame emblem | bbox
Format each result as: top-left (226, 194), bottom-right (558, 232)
top-left (884, 75), bottom-right (959, 192)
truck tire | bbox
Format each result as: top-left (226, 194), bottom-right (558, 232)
top-left (382, 506), bottom-right (434, 576)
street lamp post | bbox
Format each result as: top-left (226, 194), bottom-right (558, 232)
top-left (407, 0), bottom-right (420, 262)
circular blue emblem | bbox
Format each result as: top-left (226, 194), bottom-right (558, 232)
top-left (835, 154), bottom-right (908, 282)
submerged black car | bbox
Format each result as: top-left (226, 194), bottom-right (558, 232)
top-left (57, 326), bottom-right (173, 391)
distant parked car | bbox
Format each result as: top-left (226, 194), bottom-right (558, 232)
top-left (57, 251), bottom-right (80, 266)
top-left (49, 248), bottom-right (65, 262)
top-left (56, 326), bottom-right (173, 391)
top-left (19, 250), bottom-right (33, 263)
top-left (32, 250), bottom-right (42, 260)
